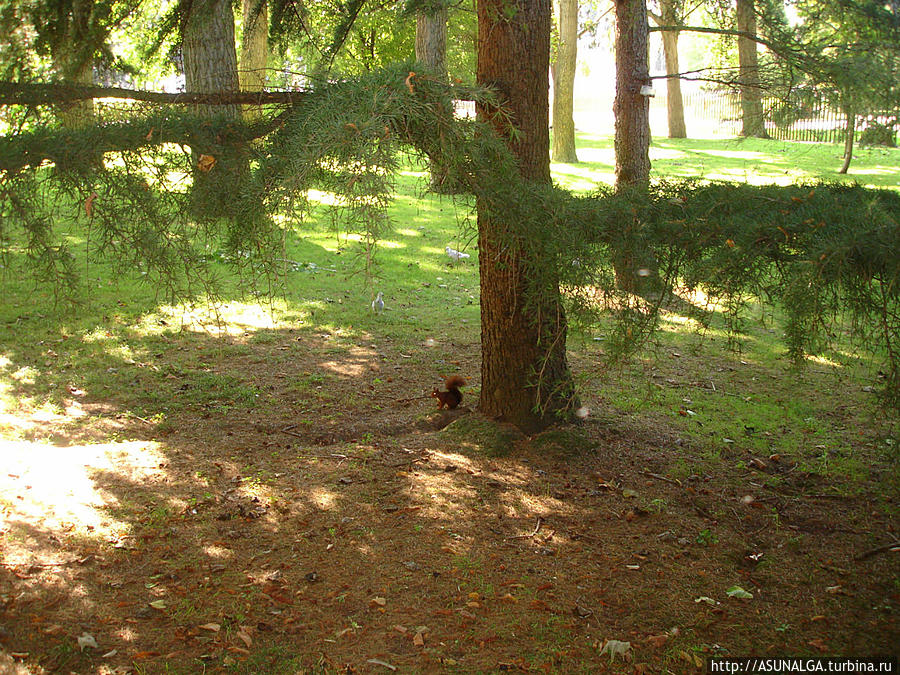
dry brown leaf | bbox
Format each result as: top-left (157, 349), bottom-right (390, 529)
top-left (197, 154), bottom-right (216, 172)
top-left (413, 631), bottom-right (425, 647)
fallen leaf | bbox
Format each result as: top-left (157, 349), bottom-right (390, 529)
top-left (197, 154), bottom-right (216, 172)
top-left (726, 586), bottom-right (753, 599)
top-left (646, 633), bottom-right (669, 648)
top-left (198, 623), bottom-right (221, 632)
top-left (808, 638), bottom-right (829, 652)
top-left (235, 630), bottom-right (252, 647)
top-left (413, 631), bottom-right (425, 647)
top-left (367, 658), bottom-right (397, 671)
top-left (149, 599), bottom-right (166, 610)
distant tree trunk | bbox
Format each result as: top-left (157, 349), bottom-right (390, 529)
top-left (613, 0), bottom-right (660, 295)
top-left (53, 0), bottom-right (95, 129)
top-left (415, 5), bottom-right (448, 76)
top-left (650, 0), bottom-right (686, 138)
top-left (839, 105), bottom-right (856, 174)
top-left (183, 0), bottom-right (240, 120)
top-left (736, 0), bottom-right (768, 138)
top-left (614, 0), bottom-right (651, 189)
top-left (551, 0), bottom-right (578, 162)
top-left (477, 0), bottom-right (576, 432)
top-left (182, 0), bottom-right (246, 218)
top-left (416, 4), bottom-right (457, 191)
top-left (240, 0), bottom-right (268, 122)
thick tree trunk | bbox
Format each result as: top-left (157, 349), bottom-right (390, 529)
top-left (614, 0), bottom-right (651, 189)
top-left (240, 0), bottom-right (268, 122)
top-left (53, 0), bottom-right (95, 129)
top-left (551, 0), bottom-right (578, 162)
top-left (183, 0), bottom-right (240, 121)
top-left (660, 28), bottom-right (686, 138)
top-left (839, 107), bottom-right (856, 174)
top-left (736, 0), bottom-right (768, 138)
top-left (182, 0), bottom-right (246, 218)
top-left (415, 6), bottom-right (448, 75)
top-left (477, 0), bottom-right (576, 432)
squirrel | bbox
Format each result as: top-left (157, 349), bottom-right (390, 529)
top-left (431, 376), bottom-right (465, 409)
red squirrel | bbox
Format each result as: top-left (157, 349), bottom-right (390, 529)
top-left (431, 376), bottom-right (465, 409)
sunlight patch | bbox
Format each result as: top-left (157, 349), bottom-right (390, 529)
top-left (0, 439), bottom-right (167, 563)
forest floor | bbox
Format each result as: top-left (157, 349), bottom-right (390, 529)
top-left (0, 320), bottom-right (897, 674)
top-left (1, 136), bottom-right (899, 673)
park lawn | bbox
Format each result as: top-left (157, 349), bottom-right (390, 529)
top-left (0, 138), bottom-right (897, 674)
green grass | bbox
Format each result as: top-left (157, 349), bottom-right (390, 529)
top-left (1, 135), bottom-right (897, 475)
top-left (552, 133), bottom-right (900, 192)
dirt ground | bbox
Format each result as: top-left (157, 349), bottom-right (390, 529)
top-left (0, 331), bottom-right (897, 674)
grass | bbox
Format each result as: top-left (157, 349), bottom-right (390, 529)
top-left (0, 134), bottom-right (898, 674)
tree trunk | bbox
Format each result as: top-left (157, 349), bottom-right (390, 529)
top-left (416, 5), bottom-right (458, 191)
top-left (182, 0), bottom-right (246, 218)
top-left (614, 0), bottom-right (651, 189)
top-left (183, 0), bottom-right (240, 120)
top-left (415, 6), bottom-right (448, 76)
top-left (736, 0), bottom-right (768, 138)
top-left (660, 7), bottom-right (687, 138)
top-left (240, 0), bottom-right (268, 122)
top-left (477, 0), bottom-right (576, 432)
top-left (613, 0), bottom-right (660, 295)
top-left (839, 107), bottom-right (856, 174)
top-left (53, 0), bottom-right (95, 129)
top-left (551, 0), bottom-right (578, 162)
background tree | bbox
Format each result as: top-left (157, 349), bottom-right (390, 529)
top-left (613, 0), bottom-right (650, 189)
top-left (415, 0), bottom-right (449, 76)
top-left (551, 0), bottom-right (579, 162)
top-left (647, 0), bottom-right (686, 138)
top-left (476, 0), bottom-right (577, 431)
top-left (736, 0), bottom-right (768, 137)
top-left (240, 0), bottom-right (268, 121)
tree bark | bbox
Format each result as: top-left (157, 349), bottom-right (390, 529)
top-left (182, 0), bottom-right (245, 218)
top-left (551, 0), bottom-right (578, 162)
top-left (53, 0), bottom-right (96, 129)
top-left (477, 0), bottom-right (576, 432)
top-left (839, 105), bottom-right (855, 174)
top-left (183, 0), bottom-right (241, 121)
top-left (415, 6), bottom-right (448, 76)
top-left (651, 0), bottom-right (686, 138)
top-left (240, 0), bottom-right (268, 122)
top-left (614, 0), bottom-right (651, 189)
top-left (736, 0), bottom-right (768, 138)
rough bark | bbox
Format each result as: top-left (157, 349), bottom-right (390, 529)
top-left (415, 6), bottom-right (448, 76)
top-left (613, 0), bottom-right (651, 189)
top-left (736, 0), bottom-right (768, 138)
top-left (53, 0), bottom-right (95, 129)
top-left (182, 0), bottom-right (245, 217)
top-left (613, 0), bottom-right (660, 295)
top-left (240, 0), bottom-right (268, 122)
top-left (183, 0), bottom-right (241, 121)
top-left (476, 0), bottom-right (576, 432)
top-left (551, 0), bottom-right (578, 162)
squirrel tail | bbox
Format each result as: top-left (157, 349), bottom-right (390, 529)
top-left (444, 375), bottom-right (465, 390)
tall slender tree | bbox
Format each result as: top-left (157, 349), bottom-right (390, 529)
top-left (736, 0), bottom-right (768, 137)
top-left (415, 1), bottom-right (448, 76)
top-left (551, 0), bottom-right (578, 162)
top-left (648, 0), bottom-right (686, 138)
top-left (476, 0), bottom-right (576, 432)
top-left (613, 0), bottom-right (651, 188)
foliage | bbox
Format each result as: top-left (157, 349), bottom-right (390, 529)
top-left (1, 64), bottom-right (898, 405)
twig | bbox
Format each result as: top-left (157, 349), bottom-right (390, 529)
top-left (642, 470), bottom-right (682, 486)
top-left (505, 517), bottom-right (543, 540)
top-left (279, 425), bottom-right (304, 439)
top-left (855, 541), bottom-right (900, 561)
top-left (394, 395), bottom-right (431, 403)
